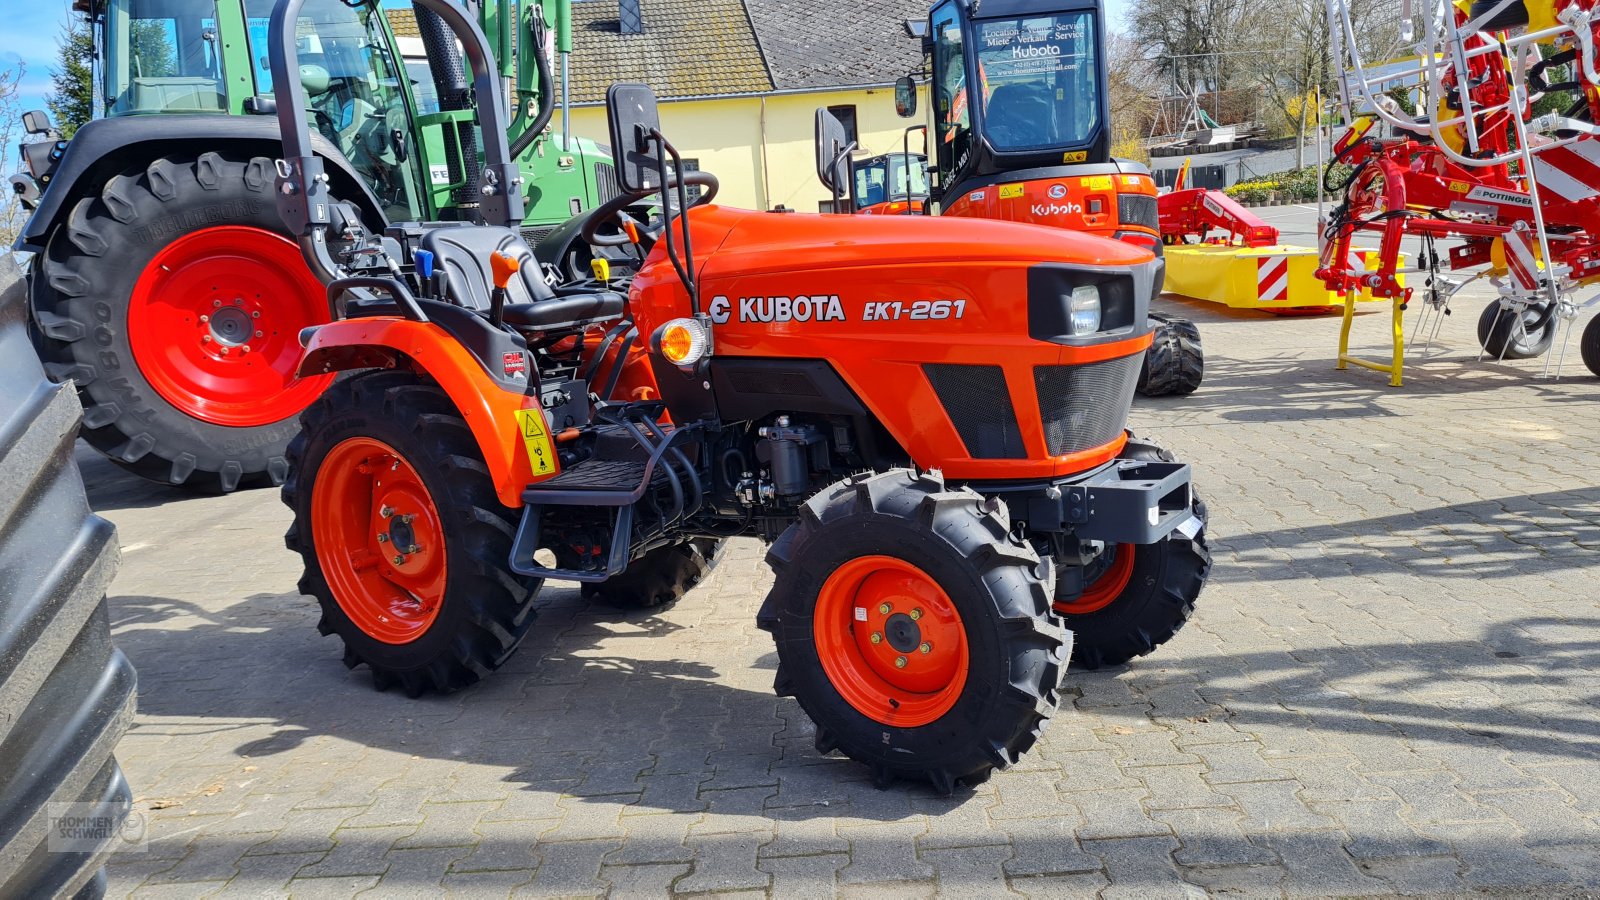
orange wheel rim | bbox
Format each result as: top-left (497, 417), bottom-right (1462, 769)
top-left (1056, 544), bottom-right (1135, 615)
top-left (813, 555), bottom-right (969, 727)
top-left (311, 437), bottom-right (447, 644)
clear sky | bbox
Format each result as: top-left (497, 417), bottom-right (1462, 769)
top-left (3, 0), bottom-right (1135, 117)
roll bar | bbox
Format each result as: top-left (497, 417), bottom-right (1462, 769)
top-left (267, 0), bottom-right (525, 245)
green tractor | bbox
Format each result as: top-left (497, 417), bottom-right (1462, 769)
top-left (10, 0), bottom-right (617, 491)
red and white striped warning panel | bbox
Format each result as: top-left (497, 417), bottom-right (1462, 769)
top-left (1530, 140), bottom-right (1600, 205)
top-left (1256, 255), bottom-right (1290, 301)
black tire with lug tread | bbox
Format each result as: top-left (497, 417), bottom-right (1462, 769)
top-left (1580, 315), bottom-right (1600, 378)
top-left (1057, 439), bottom-right (1211, 670)
top-left (581, 538), bottom-right (724, 610)
top-left (1137, 313), bottom-right (1204, 397)
top-left (282, 370), bottom-right (541, 696)
top-left (758, 469), bottom-right (1069, 793)
top-left (1477, 300), bottom-right (1555, 360)
top-left (32, 151), bottom-right (319, 492)
top-left (0, 261), bottom-right (135, 897)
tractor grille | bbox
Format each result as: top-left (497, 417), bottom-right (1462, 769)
top-left (594, 162), bottom-right (621, 203)
top-left (1118, 194), bottom-right (1158, 230)
top-left (1034, 354), bottom-right (1142, 456)
top-left (924, 364), bottom-right (1027, 459)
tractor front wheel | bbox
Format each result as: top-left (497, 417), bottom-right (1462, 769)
top-left (283, 371), bottom-right (541, 696)
top-left (759, 470), bottom-right (1068, 793)
top-left (1055, 439), bottom-right (1211, 669)
top-left (32, 152), bottom-right (332, 491)
top-left (1478, 301), bottom-right (1555, 360)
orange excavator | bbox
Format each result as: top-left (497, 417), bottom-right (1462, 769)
top-left (818, 0), bottom-right (1202, 396)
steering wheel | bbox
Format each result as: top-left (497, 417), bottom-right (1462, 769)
top-left (581, 170), bottom-right (720, 248)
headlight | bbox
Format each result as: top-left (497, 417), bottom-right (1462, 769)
top-left (1068, 284), bottom-right (1102, 334)
top-left (653, 317), bottom-right (711, 367)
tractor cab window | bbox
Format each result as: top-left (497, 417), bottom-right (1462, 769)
top-left (102, 0), bottom-right (229, 114)
top-left (854, 154), bottom-right (930, 206)
top-left (931, 2), bottom-right (970, 178)
top-left (244, 0), bottom-right (423, 221)
top-left (973, 12), bottom-right (1099, 151)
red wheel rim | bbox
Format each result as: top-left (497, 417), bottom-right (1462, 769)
top-left (311, 437), bottom-right (448, 645)
top-left (1056, 544), bottom-right (1135, 615)
top-left (813, 555), bottom-right (969, 727)
top-left (127, 226), bottom-right (332, 427)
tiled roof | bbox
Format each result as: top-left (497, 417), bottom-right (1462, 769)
top-left (385, 8), bottom-right (419, 38)
top-left (385, 0), bottom-right (922, 101)
top-left (743, 0), bottom-right (927, 90)
top-left (566, 0), bottom-right (772, 103)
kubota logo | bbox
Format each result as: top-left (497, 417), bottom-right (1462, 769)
top-left (1011, 43), bottom-right (1061, 58)
top-left (1047, 184), bottom-right (1068, 199)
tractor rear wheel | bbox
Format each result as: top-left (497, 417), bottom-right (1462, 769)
top-left (1056, 439), bottom-right (1210, 669)
top-left (1478, 300), bottom-right (1555, 360)
top-left (759, 470), bottom-right (1068, 793)
top-left (283, 371), bottom-right (541, 696)
top-left (1581, 315), bottom-right (1600, 378)
top-left (581, 538), bottom-right (723, 610)
top-left (31, 151), bottom-right (332, 492)
top-left (1137, 313), bottom-right (1204, 397)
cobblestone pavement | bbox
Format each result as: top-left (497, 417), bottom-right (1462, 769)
top-left (92, 289), bottom-right (1600, 897)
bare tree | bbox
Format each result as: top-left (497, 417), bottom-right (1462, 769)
top-left (1, 63), bottom-right (29, 250)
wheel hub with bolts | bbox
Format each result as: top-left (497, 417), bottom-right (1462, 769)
top-left (311, 436), bottom-right (448, 644)
top-left (126, 225), bottom-right (331, 427)
top-left (813, 555), bottom-right (969, 727)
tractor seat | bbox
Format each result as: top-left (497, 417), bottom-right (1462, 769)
top-left (416, 225), bottom-right (624, 332)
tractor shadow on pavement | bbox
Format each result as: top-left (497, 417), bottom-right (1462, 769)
top-left (107, 583), bottom-right (921, 820)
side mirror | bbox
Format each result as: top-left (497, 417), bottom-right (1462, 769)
top-left (814, 106), bottom-right (854, 198)
top-left (21, 110), bottom-right (54, 136)
top-left (605, 83), bottom-right (663, 193)
top-left (894, 76), bottom-right (918, 118)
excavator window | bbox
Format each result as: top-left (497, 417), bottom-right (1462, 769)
top-left (972, 12), bottom-right (1099, 152)
top-left (931, 0), bottom-right (969, 177)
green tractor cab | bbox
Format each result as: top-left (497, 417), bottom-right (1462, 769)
top-left (11, 0), bottom-right (619, 492)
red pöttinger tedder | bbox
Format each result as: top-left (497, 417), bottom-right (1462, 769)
top-left (1320, 0), bottom-right (1600, 380)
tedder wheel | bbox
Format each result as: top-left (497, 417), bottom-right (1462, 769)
top-left (32, 152), bottom-right (333, 492)
top-left (1478, 300), bottom-right (1555, 360)
top-left (1056, 438), bottom-right (1211, 670)
top-left (1581, 315), bottom-right (1600, 378)
top-left (581, 538), bottom-right (724, 610)
top-left (759, 470), bottom-right (1068, 793)
top-left (1137, 313), bottom-right (1204, 397)
top-left (283, 371), bottom-right (541, 696)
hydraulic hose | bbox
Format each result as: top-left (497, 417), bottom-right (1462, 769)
top-left (508, 14), bottom-right (556, 159)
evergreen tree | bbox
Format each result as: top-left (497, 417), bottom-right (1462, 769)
top-left (47, 17), bottom-right (94, 138)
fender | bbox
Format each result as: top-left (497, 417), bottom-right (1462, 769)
top-left (298, 318), bottom-right (544, 508)
top-left (15, 115), bottom-right (386, 253)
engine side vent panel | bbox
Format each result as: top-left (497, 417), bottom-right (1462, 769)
top-left (1034, 354), bottom-right (1142, 456)
top-left (1117, 193), bottom-right (1158, 230)
top-left (923, 364), bottom-right (1027, 459)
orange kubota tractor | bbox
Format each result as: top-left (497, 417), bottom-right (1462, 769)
top-left (267, 0), bottom-right (1209, 789)
top-left (816, 0), bottom-right (1204, 396)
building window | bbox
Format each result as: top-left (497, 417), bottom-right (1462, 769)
top-left (828, 105), bottom-right (859, 146)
